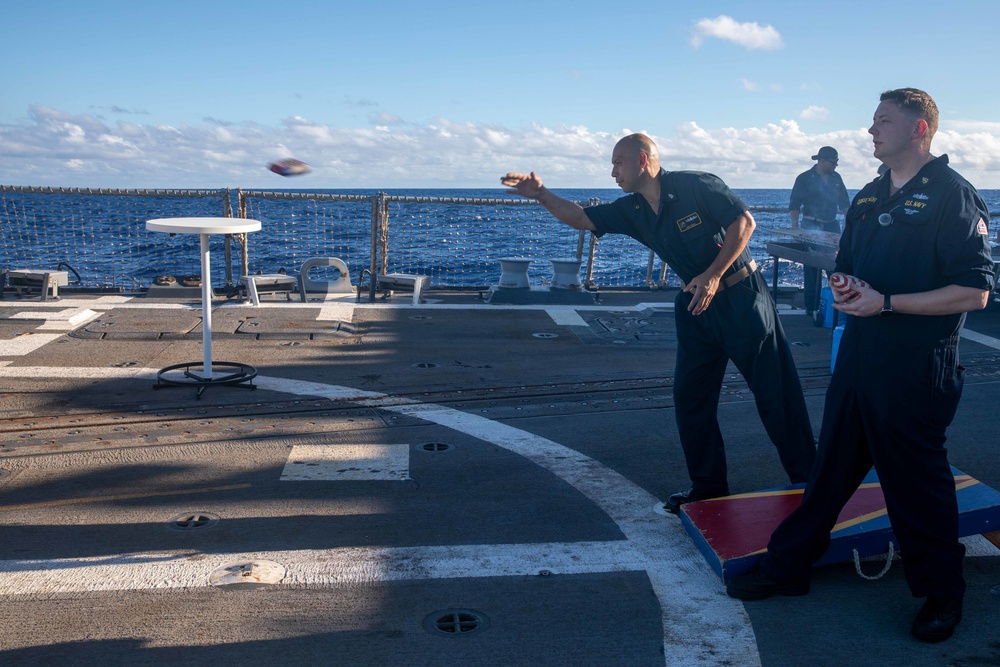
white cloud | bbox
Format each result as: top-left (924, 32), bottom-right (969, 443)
top-left (2, 104), bottom-right (999, 189)
top-left (691, 15), bottom-right (784, 50)
top-left (799, 106), bottom-right (829, 121)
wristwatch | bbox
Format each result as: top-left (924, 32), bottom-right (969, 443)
top-left (880, 294), bottom-right (893, 318)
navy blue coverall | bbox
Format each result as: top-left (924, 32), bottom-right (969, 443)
top-left (760, 155), bottom-right (994, 599)
top-left (789, 166), bottom-right (850, 313)
top-left (585, 169), bottom-right (817, 496)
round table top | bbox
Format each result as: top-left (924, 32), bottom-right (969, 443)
top-left (146, 217), bottom-right (262, 234)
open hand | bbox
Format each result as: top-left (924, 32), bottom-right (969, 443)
top-left (501, 171), bottom-right (544, 198)
top-left (684, 272), bottom-right (721, 315)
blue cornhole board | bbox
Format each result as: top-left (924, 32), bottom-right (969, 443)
top-left (680, 467), bottom-right (1000, 583)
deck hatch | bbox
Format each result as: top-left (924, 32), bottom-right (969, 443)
top-left (168, 512), bottom-right (220, 530)
top-left (423, 609), bottom-right (490, 636)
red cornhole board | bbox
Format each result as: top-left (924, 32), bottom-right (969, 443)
top-left (680, 467), bottom-right (1000, 583)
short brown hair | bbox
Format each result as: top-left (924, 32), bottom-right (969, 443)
top-left (880, 88), bottom-right (939, 139)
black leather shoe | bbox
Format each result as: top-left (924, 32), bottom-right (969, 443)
top-left (911, 597), bottom-right (962, 643)
top-left (726, 567), bottom-right (810, 600)
top-left (662, 488), bottom-right (725, 515)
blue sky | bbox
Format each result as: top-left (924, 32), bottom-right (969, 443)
top-left (3, 0), bottom-right (999, 189)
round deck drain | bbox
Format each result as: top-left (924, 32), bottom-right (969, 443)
top-left (423, 609), bottom-right (490, 637)
top-left (532, 332), bottom-right (558, 339)
top-left (209, 560), bottom-right (286, 588)
top-left (420, 442), bottom-right (453, 452)
top-left (168, 512), bottom-right (220, 531)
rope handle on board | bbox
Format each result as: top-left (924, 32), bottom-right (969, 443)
top-left (852, 542), bottom-right (896, 580)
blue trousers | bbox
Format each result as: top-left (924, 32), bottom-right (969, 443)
top-left (673, 271), bottom-right (816, 495)
top-left (761, 328), bottom-right (966, 599)
top-left (801, 219), bottom-right (841, 312)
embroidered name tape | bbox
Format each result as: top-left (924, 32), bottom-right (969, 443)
top-left (677, 212), bottom-right (702, 232)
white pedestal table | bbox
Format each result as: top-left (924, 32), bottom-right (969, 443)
top-left (146, 217), bottom-right (262, 397)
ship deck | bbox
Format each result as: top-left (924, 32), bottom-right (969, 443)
top-left (1, 287), bottom-right (999, 666)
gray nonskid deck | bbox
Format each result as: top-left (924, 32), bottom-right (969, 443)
top-left (1, 290), bottom-right (998, 666)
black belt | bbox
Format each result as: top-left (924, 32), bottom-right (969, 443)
top-left (681, 259), bottom-right (757, 292)
top-left (802, 215), bottom-right (836, 224)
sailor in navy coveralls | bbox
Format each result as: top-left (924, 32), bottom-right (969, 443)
top-left (789, 145), bottom-right (851, 316)
top-left (727, 88), bottom-right (994, 644)
top-left (502, 134), bottom-right (816, 513)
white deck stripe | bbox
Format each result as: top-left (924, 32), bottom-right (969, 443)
top-left (248, 375), bottom-right (758, 666)
top-left (962, 327), bottom-right (1000, 350)
top-left (0, 334), bottom-right (63, 356)
top-left (0, 366), bottom-right (155, 380)
top-left (280, 444), bottom-right (410, 481)
top-left (0, 541), bottom-right (643, 594)
top-left (0, 369), bottom-right (762, 667)
top-left (545, 307), bottom-right (588, 327)
top-left (316, 303), bottom-right (355, 322)
top-left (0, 299), bottom-right (816, 315)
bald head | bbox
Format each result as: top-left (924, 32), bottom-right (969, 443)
top-left (610, 133), bottom-right (661, 195)
top-left (615, 134), bottom-right (660, 171)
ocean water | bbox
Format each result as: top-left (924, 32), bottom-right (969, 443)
top-left (2, 187), bottom-right (998, 291)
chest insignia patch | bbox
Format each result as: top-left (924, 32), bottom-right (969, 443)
top-left (676, 212), bottom-right (702, 232)
top-left (978, 217), bottom-right (989, 235)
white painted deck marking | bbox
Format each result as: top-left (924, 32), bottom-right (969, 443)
top-left (636, 302), bottom-right (675, 311)
top-left (4, 366), bottom-right (1000, 661)
top-left (259, 375), bottom-right (760, 667)
top-left (6, 309), bottom-right (68, 320)
top-left (0, 368), bottom-right (762, 667)
top-left (0, 541), bottom-right (642, 593)
top-left (0, 334), bottom-right (63, 356)
top-left (0, 366), bottom-right (155, 379)
top-left (316, 303), bottom-right (355, 322)
top-left (281, 444), bottom-right (410, 481)
top-left (0, 296), bottom-right (133, 309)
top-left (36, 308), bottom-right (102, 330)
top-left (545, 307), bottom-right (588, 327)
top-left (962, 327), bottom-right (1000, 350)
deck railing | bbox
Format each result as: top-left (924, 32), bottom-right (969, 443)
top-left (4, 184), bottom-right (948, 294)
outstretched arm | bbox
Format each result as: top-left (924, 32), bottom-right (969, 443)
top-left (501, 172), bottom-right (596, 231)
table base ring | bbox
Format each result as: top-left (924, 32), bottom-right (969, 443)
top-left (154, 361), bottom-right (258, 399)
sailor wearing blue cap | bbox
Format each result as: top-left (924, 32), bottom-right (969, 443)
top-left (789, 146), bottom-right (851, 320)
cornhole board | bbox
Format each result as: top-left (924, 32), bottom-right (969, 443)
top-left (680, 467), bottom-right (1000, 583)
